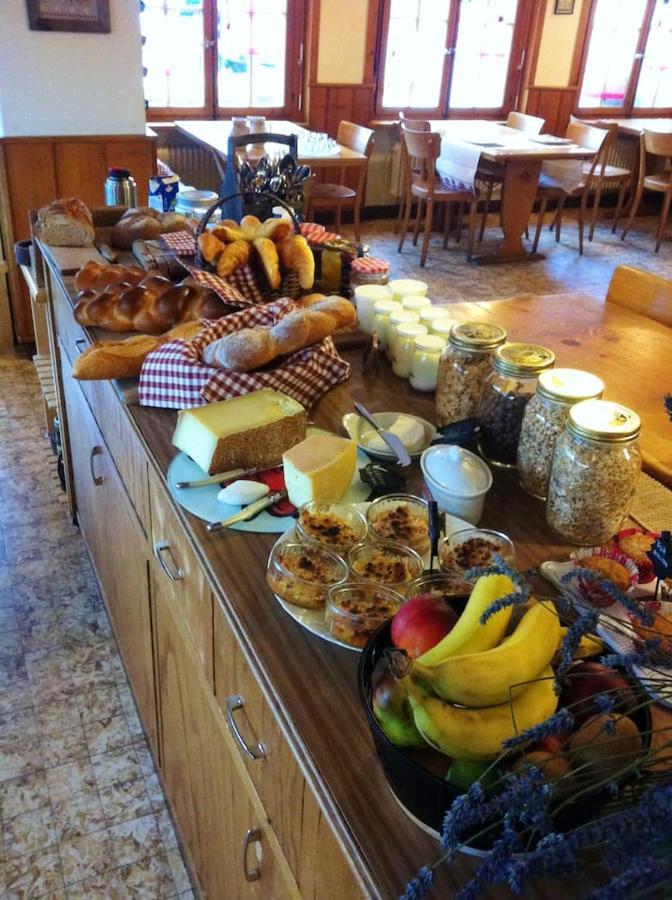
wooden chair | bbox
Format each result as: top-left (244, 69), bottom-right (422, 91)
top-left (621, 130), bottom-right (672, 253)
top-left (531, 121), bottom-right (610, 255)
top-left (304, 121), bottom-right (374, 242)
top-left (395, 113), bottom-right (431, 234)
top-left (478, 111), bottom-right (545, 241)
top-left (398, 125), bottom-right (478, 267)
top-left (606, 264), bottom-right (672, 328)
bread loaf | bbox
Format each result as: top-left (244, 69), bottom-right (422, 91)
top-left (36, 198), bottom-right (94, 247)
top-left (74, 260), bottom-right (149, 292)
top-left (74, 275), bottom-right (230, 334)
top-left (202, 296), bottom-right (356, 372)
top-left (111, 207), bottom-right (189, 250)
top-left (72, 321), bottom-right (203, 380)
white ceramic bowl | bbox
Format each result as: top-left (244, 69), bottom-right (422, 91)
top-left (420, 445), bottom-right (492, 525)
top-left (342, 411), bottom-right (436, 461)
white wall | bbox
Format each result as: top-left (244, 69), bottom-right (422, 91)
top-left (0, 0), bottom-right (146, 137)
top-left (317, 0), bottom-right (369, 84)
top-left (534, 0), bottom-right (586, 87)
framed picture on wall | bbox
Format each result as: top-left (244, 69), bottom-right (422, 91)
top-left (26, 0), bottom-right (111, 33)
top-left (554, 0), bottom-right (575, 13)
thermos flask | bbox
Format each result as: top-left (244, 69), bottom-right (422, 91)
top-left (104, 167), bottom-right (137, 206)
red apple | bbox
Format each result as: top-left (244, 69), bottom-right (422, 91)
top-left (391, 594), bottom-right (458, 658)
top-left (559, 661), bottom-right (637, 726)
top-left (529, 733), bottom-right (571, 755)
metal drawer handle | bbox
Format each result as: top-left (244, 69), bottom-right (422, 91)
top-left (242, 827), bottom-right (262, 882)
top-left (89, 445), bottom-right (104, 486)
top-left (153, 541), bottom-right (185, 581)
top-left (75, 338), bottom-right (88, 352)
top-left (226, 695), bottom-right (267, 760)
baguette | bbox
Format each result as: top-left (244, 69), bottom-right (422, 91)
top-left (202, 297), bottom-right (356, 372)
top-left (72, 321), bottom-right (203, 380)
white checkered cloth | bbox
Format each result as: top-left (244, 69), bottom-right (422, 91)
top-left (138, 297), bottom-right (351, 410)
top-left (160, 231), bottom-right (198, 255)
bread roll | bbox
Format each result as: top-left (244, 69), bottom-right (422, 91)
top-left (203, 296), bottom-right (356, 372)
top-left (277, 235), bottom-right (315, 289)
top-left (111, 207), bottom-right (189, 250)
top-left (36, 198), bottom-right (94, 247)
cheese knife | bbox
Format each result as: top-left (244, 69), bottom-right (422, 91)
top-left (175, 464), bottom-right (280, 489)
top-left (206, 490), bottom-right (287, 533)
top-left (353, 402), bottom-right (411, 467)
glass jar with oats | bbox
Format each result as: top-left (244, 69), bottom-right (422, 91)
top-left (546, 400), bottom-right (642, 546)
top-left (517, 369), bottom-right (605, 500)
top-left (435, 322), bottom-right (506, 427)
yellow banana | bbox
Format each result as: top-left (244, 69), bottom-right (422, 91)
top-left (413, 600), bottom-right (561, 708)
top-left (556, 627), bottom-right (604, 660)
top-left (416, 574), bottom-right (515, 666)
top-left (406, 666), bottom-right (558, 761)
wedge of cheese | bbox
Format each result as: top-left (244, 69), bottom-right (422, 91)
top-left (172, 390), bottom-right (307, 475)
top-left (282, 434), bottom-right (357, 507)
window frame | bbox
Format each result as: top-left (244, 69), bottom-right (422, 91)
top-left (373, 0), bottom-right (535, 121)
top-left (143, 0), bottom-right (306, 122)
top-left (575, 0), bottom-right (672, 118)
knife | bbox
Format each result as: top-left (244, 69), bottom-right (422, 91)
top-left (353, 401), bottom-right (411, 467)
top-left (206, 490), bottom-right (287, 533)
top-left (175, 464), bottom-right (280, 489)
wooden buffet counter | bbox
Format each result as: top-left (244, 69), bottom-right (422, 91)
top-left (42, 251), bottom-right (671, 898)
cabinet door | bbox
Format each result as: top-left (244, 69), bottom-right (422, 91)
top-left (213, 601), bottom-right (367, 899)
top-left (154, 575), bottom-right (297, 900)
top-left (60, 347), bottom-right (159, 759)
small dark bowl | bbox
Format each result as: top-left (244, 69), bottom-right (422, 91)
top-left (14, 239), bottom-right (32, 267)
top-left (358, 621), bottom-right (652, 846)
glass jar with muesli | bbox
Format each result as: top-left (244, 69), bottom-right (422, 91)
top-left (517, 369), bottom-right (605, 500)
top-left (435, 322), bottom-right (507, 427)
top-left (546, 399), bottom-right (641, 545)
top-left (478, 343), bottom-right (555, 468)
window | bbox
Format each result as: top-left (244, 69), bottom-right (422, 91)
top-left (376, 0), bottom-right (532, 117)
top-left (577, 0), bottom-right (672, 114)
top-left (141, 0), bottom-right (305, 119)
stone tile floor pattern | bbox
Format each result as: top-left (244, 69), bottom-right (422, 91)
top-left (0, 351), bottom-right (193, 898)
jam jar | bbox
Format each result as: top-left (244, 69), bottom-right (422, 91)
top-left (350, 257), bottom-right (390, 290)
top-left (546, 399), bottom-right (641, 545)
top-left (517, 368), bottom-right (605, 500)
top-left (478, 343), bottom-right (555, 467)
top-left (435, 321), bottom-right (507, 427)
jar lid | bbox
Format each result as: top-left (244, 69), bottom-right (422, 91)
top-left (176, 189), bottom-right (219, 210)
top-left (390, 309), bottom-right (419, 325)
top-left (568, 399), bottom-right (641, 442)
top-left (419, 306), bottom-right (451, 323)
top-left (431, 319), bottom-right (454, 336)
top-left (373, 299), bottom-right (402, 315)
top-left (389, 278), bottom-right (428, 299)
top-left (414, 335), bottom-right (445, 352)
top-left (353, 284), bottom-right (392, 301)
top-left (537, 368), bottom-right (604, 403)
top-left (493, 342), bottom-right (555, 377)
top-left (401, 295), bottom-right (432, 311)
top-left (449, 321), bottom-right (507, 351)
top-left (351, 256), bottom-right (390, 274)
top-left (396, 322), bottom-right (428, 337)
top-left (107, 167), bottom-right (131, 178)
top-left (421, 445), bottom-right (493, 497)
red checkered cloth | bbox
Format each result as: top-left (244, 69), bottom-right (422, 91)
top-left (138, 298), bottom-right (351, 410)
top-left (300, 222), bottom-right (341, 245)
top-left (180, 264), bottom-right (255, 308)
top-left (160, 231), bottom-right (197, 255)
top-left (351, 257), bottom-right (390, 275)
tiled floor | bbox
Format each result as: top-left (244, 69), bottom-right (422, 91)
top-left (0, 351), bottom-right (192, 898)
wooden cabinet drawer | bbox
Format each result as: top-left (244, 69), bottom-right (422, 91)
top-left (51, 276), bottom-right (88, 368)
top-left (213, 600), bottom-right (366, 899)
top-left (149, 468), bottom-right (213, 683)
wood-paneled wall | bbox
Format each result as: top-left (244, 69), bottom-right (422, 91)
top-left (0, 133), bottom-right (156, 343)
top-left (524, 86), bottom-right (579, 136)
top-left (307, 84), bottom-right (375, 137)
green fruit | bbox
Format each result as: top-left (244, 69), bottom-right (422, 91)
top-left (446, 758), bottom-right (499, 791)
top-left (373, 670), bottom-right (425, 748)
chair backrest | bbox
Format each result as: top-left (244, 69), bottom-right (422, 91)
top-left (643, 129), bottom-right (672, 159)
top-left (400, 125), bottom-right (441, 184)
top-left (399, 111), bottom-right (431, 132)
top-left (606, 265), bottom-right (672, 328)
top-left (566, 121), bottom-right (611, 181)
top-left (506, 111), bottom-right (544, 134)
top-left (336, 121), bottom-right (375, 158)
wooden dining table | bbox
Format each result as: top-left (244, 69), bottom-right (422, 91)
top-left (429, 120), bottom-right (596, 264)
top-left (591, 117), bottom-right (672, 137)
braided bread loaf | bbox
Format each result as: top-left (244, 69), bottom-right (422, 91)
top-left (74, 274), bottom-right (229, 335)
top-left (74, 260), bottom-right (150, 292)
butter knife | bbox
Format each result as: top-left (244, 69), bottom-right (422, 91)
top-left (175, 464), bottom-right (280, 489)
top-left (353, 402), bottom-right (411, 467)
top-left (206, 490), bottom-right (287, 533)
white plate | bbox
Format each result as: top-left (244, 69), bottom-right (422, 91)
top-left (529, 135), bottom-right (575, 145)
top-left (341, 412), bottom-right (437, 462)
top-left (540, 559), bottom-right (672, 709)
top-left (167, 428), bottom-right (371, 534)
top-left (270, 511), bottom-right (472, 651)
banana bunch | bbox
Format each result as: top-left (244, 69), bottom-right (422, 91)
top-left (402, 576), bottom-right (562, 761)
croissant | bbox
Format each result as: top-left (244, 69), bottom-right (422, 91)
top-left (74, 260), bottom-right (150, 292)
top-left (202, 296), bottom-right (356, 372)
top-left (277, 235), bottom-right (315, 289)
top-left (217, 239), bottom-right (252, 277)
top-left (253, 237), bottom-right (281, 289)
top-left (74, 275), bottom-right (230, 335)
top-left (198, 232), bottom-right (226, 264)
